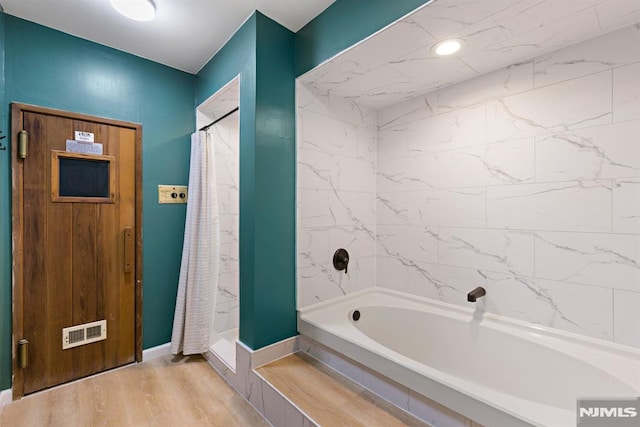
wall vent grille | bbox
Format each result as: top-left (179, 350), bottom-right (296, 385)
top-left (62, 320), bottom-right (107, 350)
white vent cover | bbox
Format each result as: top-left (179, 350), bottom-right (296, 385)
top-left (62, 320), bottom-right (107, 350)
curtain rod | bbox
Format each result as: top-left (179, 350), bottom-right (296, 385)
top-left (198, 107), bottom-right (239, 132)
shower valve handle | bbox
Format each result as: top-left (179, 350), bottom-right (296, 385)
top-left (333, 249), bottom-right (350, 274)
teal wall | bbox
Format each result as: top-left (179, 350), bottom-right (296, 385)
top-left (295, 0), bottom-right (432, 75)
top-left (196, 12), bottom-right (297, 350)
top-left (0, 15), bottom-right (195, 389)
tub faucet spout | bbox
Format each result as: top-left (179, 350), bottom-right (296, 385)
top-left (467, 286), bottom-right (486, 302)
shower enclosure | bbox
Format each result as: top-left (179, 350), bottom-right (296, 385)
top-left (197, 77), bottom-right (240, 369)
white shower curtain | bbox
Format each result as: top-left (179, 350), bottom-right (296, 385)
top-left (170, 131), bottom-right (220, 355)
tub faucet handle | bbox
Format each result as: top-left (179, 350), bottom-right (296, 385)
top-left (467, 286), bottom-right (486, 303)
top-left (333, 249), bottom-right (349, 274)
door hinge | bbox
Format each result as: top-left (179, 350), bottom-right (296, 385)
top-left (18, 130), bottom-right (28, 159)
top-left (18, 339), bottom-right (29, 369)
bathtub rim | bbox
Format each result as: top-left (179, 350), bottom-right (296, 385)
top-left (298, 287), bottom-right (640, 360)
top-left (297, 287), bottom-right (640, 427)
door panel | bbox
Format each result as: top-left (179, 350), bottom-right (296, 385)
top-left (12, 104), bottom-right (142, 397)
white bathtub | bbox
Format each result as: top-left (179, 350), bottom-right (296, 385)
top-left (297, 288), bottom-right (640, 427)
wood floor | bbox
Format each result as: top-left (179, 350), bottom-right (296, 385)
top-left (0, 354), bottom-right (269, 427)
top-left (256, 353), bottom-right (428, 427)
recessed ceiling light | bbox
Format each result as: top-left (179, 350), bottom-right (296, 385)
top-left (111, 0), bottom-right (156, 22)
top-left (432, 39), bottom-right (463, 56)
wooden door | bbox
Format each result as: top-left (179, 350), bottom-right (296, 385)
top-left (11, 103), bottom-right (142, 398)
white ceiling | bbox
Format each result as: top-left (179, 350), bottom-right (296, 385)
top-left (0, 0), bottom-right (335, 74)
top-left (301, 0), bottom-right (640, 110)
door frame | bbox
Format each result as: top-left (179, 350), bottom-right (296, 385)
top-left (10, 103), bottom-right (143, 399)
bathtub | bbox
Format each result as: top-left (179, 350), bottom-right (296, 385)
top-left (297, 288), bottom-right (640, 427)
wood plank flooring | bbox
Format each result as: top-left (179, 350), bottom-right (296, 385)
top-left (256, 353), bottom-right (428, 427)
top-left (0, 354), bottom-right (268, 427)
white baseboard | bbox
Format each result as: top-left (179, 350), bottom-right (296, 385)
top-left (0, 388), bottom-right (12, 410)
top-left (142, 342), bottom-right (171, 361)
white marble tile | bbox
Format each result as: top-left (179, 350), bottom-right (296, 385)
top-left (356, 126), bottom-right (377, 163)
top-left (326, 94), bottom-right (377, 129)
top-left (228, 186), bottom-right (239, 215)
top-left (297, 82), bottom-right (330, 116)
top-left (301, 109), bottom-right (358, 157)
top-left (377, 92), bottom-right (438, 129)
top-left (363, 367), bottom-right (410, 411)
top-left (262, 380), bottom-right (287, 426)
top-left (376, 256), bottom-right (408, 291)
top-left (328, 351), bottom-right (364, 385)
top-left (284, 403), bottom-right (305, 427)
top-left (437, 61), bottom-right (533, 113)
top-left (614, 290), bottom-right (640, 348)
top-left (408, 103), bottom-right (486, 153)
top-left (330, 155), bottom-right (376, 193)
top-left (298, 148), bottom-right (332, 190)
top-left (487, 71), bottom-right (612, 142)
top-left (215, 158), bottom-right (239, 187)
top-left (411, 0), bottom-right (511, 39)
top-left (613, 179), bottom-right (640, 233)
top-left (412, 188), bottom-right (487, 228)
top-left (326, 66), bottom-right (408, 99)
top-left (301, 189), bottom-right (376, 228)
top-left (596, 2), bottom-right (640, 32)
top-left (613, 61), bottom-right (640, 123)
top-left (463, 8), bottom-right (602, 75)
top-left (535, 231), bottom-right (640, 292)
top-left (299, 244), bottom-right (373, 307)
top-left (535, 121), bottom-right (640, 182)
top-left (342, 17), bottom-right (437, 73)
top-left (380, 189), bottom-right (485, 228)
top-left (435, 138), bottom-right (535, 188)
top-left (377, 126), bottom-right (408, 162)
top-left (298, 227), bottom-right (330, 308)
top-left (439, 228), bottom-right (534, 277)
top-left (487, 180), bottom-right (612, 232)
top-left (408, 389), bottom-right (471, 427)
top-left (355, 256), bottom-right (377, 289)
top-left (245, 372), bottom-right (265, 414)
top-left (534, 24), bottom-right (640, 87)
top-left (377, 192), bottom-right (410, 226)
top-left (298, 336), bottom-right (332, 366)
top-left (389, 54), bottom-right (478, 93)
top-left (405, 261), bottom-right (472, 303)
top-left (490, 0), bottom-right (603, 40)
top-left (329, 226), bottom-right (377, 259)
top-left (215, 186), bottom-right (230, 216)
top-left (219, 216), bottom-right (239, 245)
top-left (377, 154), bottom-right (438, 193)
top-left (377, 225), bottom-right (439, 264)
top-left (486, 274), bottom-right (614, 341)
top-left (297, 88), bottom-right (376, 129)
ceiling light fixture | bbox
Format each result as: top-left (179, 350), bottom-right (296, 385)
top-left (432, 39), bottom-right (463, 56)
top-left (111, 0), bottom-right (156, 22)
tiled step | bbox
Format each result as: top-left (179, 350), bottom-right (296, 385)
top-left (256, 352), bottom-right (429, 427)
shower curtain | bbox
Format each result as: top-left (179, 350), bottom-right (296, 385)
top-left (170, 131), bottom-right (220, 355)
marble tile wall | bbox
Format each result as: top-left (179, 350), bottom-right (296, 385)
top-left (376, 24), bottom-right (640, 348)
top-left (208, 116), bottom-right (240, 333)
top-left (297, 84), bottom-right (378, 307)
